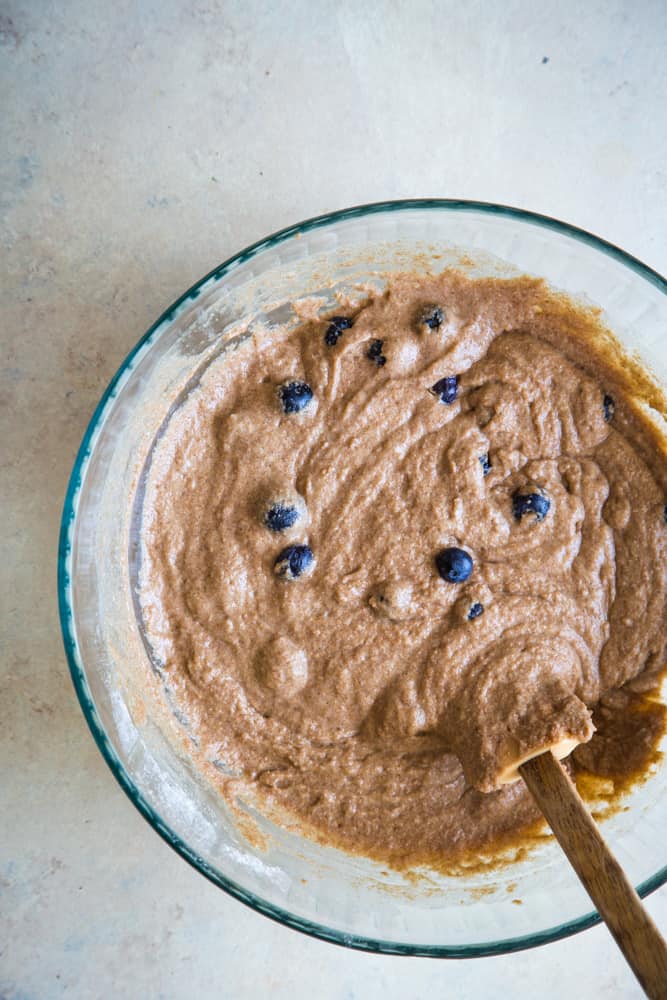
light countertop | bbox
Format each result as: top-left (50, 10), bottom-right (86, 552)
top-left (2, 1), bottom-right (666, 996)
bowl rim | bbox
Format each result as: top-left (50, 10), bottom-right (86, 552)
top-left (57, 198), bottom-right (667, 958)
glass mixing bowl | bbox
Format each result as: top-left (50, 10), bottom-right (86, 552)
top-left (58, 200), bottom-right (667, 957)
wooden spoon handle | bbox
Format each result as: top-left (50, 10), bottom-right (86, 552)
top-left (520, 752), bottom-right (667, 1000)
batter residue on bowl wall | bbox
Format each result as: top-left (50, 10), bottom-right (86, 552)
top-left (139, 270), bottom-right (667, 867)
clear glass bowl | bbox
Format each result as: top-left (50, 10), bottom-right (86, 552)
top-left (59, 200), bottom-right (667, 957)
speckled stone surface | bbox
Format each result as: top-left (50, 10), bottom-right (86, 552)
top-left (2, 1), bottom-right (666, 997)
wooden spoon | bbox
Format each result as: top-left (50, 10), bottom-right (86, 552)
top-left (520, 752), bottom-right (667, 1000)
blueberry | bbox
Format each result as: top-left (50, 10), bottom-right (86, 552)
top-left (418, 306), bottom-right (444, 331)
top-left (468, 602), bottom-right (484, 620)
top-left (430, 375), bottom-right (458, 404)
top-left (435, 547), bottom-right (473, 583)
top-left (367, 338), bottom-right (386, 366)
top-left (265, 503), bottom-right (299, 532)
top-left (663, 504), bottom-right (667, 525)
top-left (479, 453), bottom-right (491, 476)
top-left (512, 492), bottom-right (551, 522)
top-left (325, 315), bottom-right (353, 346)
top-left (603, 394), bottom-right (615, 422)
top-left (278, 380), bottom-right (313, 414)
top-left (274, 544), bottom-right (314, 580)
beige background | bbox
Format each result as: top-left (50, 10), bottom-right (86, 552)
top-left (2, 1), bottom-right (666, 997)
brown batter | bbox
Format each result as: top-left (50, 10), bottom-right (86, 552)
top-left (139, 271), bottom-right (667, 864)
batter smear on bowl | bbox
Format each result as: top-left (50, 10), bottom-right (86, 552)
top-left (139, 271), bottom-right (667, 866)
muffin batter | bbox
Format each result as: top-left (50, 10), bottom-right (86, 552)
top-left (139, 271), bottom-right (667, 863)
